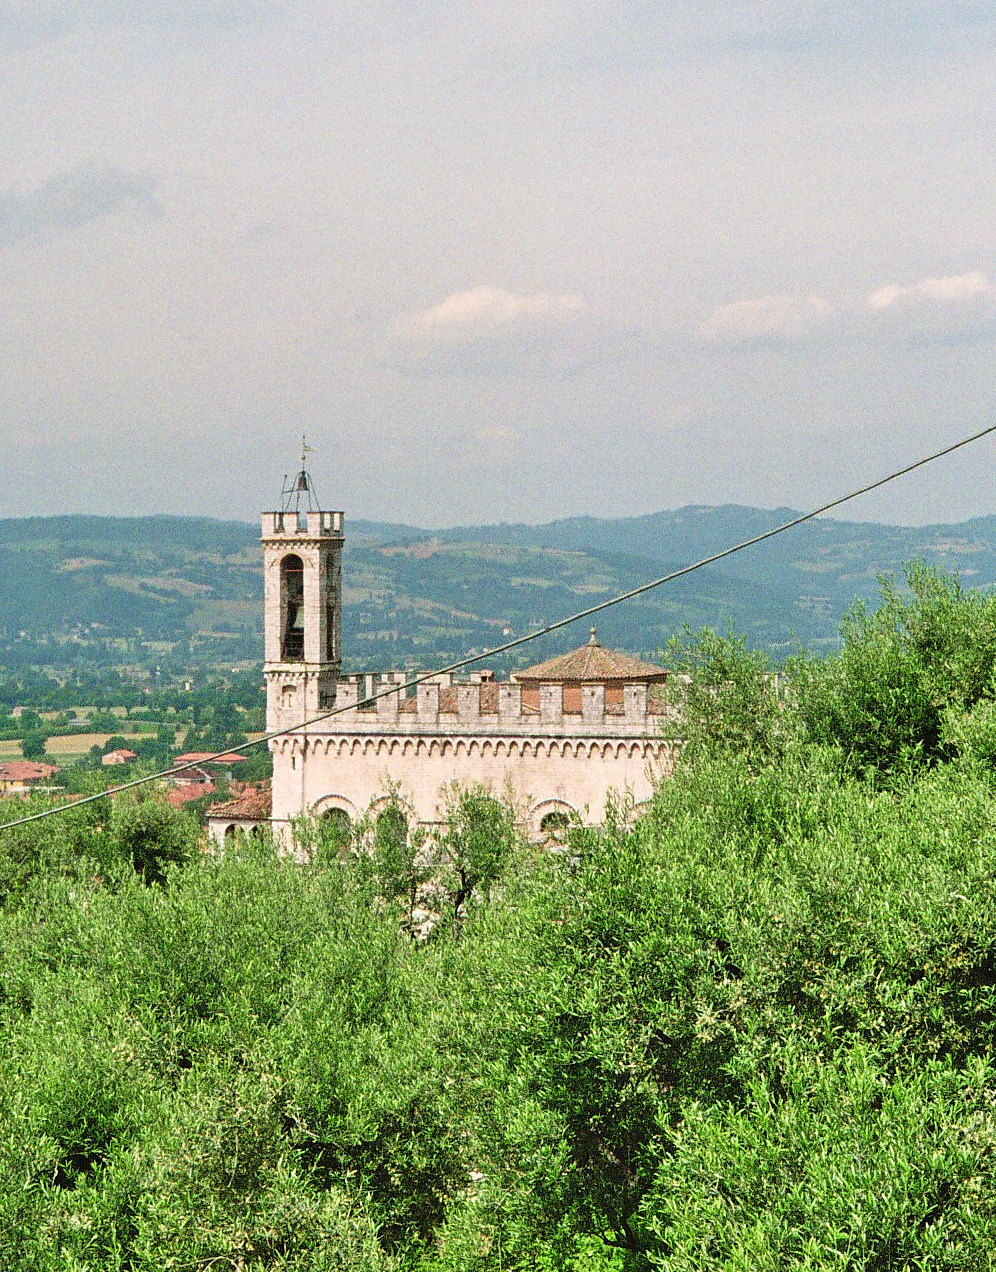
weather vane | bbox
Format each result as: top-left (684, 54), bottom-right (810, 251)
top-left (280, 435), bottom-right (320, 514)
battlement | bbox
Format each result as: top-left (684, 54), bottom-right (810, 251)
top-left (270, 672), bottom-right (678, 736)
top-left (261, 510), bottom-right (344, 539)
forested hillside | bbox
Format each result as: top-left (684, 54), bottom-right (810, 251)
top-left (5, 508), bottom-right (996, 674)
top-left (4, 567), bottom-right (996, 1268)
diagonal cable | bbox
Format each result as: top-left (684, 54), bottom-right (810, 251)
top-left (2, 420), bottom-right (994, 832)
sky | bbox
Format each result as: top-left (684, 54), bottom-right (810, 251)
top-left (1, 1), bottom-right (994, 529)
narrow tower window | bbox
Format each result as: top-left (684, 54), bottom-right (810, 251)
top-left (281, 554), bottom-right (305, 661)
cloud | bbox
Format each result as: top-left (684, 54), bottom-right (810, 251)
top-left (697, 293), bottom-right (832, 350)
top-left (0, 165), bottom-right (160, 248)
top-left (0, 1), bottom-right (260, 48)
top-left (867, 271), bottom-right (992, 310)
top-left (678, 1), bottom-right (995, 57)
top-left (385, 285), bottom-right (623, 376)
top-left (865, 272), bottom-right (995, 344)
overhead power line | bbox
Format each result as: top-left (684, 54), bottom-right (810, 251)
top-left (2, 420), bottom-right (995, 833)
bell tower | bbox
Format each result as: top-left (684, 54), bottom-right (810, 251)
top-left (262, 452), bottom-right (344, 731)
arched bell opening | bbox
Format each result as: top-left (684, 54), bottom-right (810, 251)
top-left (281, 553), bottom-right (305, 661)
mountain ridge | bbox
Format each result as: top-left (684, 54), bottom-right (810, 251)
top-left (3, 506), bottom-right (996, 674)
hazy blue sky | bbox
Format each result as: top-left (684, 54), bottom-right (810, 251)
top-left (1, 2), bottom-right (994, 526)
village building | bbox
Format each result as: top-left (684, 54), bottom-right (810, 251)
top-left (170, 752), bottom-right (248, 785)
top-left (207, 782), bottom-right (272, 842)
top-left (102, 747), bottom-right (138, 766)
top-left (208, 470), bottom-right (677, 847)
top-left (0, 760), bottom-right (61, 798)
top-left (166, 781), bottom-right (215, 810)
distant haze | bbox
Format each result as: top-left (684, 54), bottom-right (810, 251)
top-left (0, 3), bottom-right (993, 527)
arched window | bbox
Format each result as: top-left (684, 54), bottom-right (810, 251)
top-left (539, 810), bottom-right (571, 845)
top-left (281, 554), bottom-right (305, 661)
top-left (322, 806), bottom-right (352, 848)
top-left (375, 803), bottom-right (408, 855)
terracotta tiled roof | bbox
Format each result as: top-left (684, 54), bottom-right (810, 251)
top-left (207, 781), bottom-right (272, 820)
top-left (0, 761), bottom-right (60, 782)
top-left (392, 683), bottom-right (501, 713)
top-left (166, 781), bottom-right (215, 807)
top-left (513, 629), bottom-right (668, 685)
top-left (169, 767), bottom-right (214, 786)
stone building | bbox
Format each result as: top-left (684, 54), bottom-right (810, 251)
top-left (208, 473), bottom-right (677, 846)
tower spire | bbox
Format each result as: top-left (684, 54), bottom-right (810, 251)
top-left (280, 436), bottom-right (320, 514)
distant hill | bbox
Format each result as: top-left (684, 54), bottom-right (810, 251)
top-left (3, 507), bottom-right (996, 674)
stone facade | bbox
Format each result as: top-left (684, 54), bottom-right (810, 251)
top-left (210, 484), bottom-right (677, 847)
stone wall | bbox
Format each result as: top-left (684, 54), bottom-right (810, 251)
top-left (268, 673), bottom-right (677, 841)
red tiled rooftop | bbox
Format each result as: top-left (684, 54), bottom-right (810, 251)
top-left (207, 781), bottom-right (272, 821)
top-left (0, 761), bottom-right (60, 782)
top-left (513, 629), bottom-right (668, 685)
top-left (166, 781), bottom-right (215, 808)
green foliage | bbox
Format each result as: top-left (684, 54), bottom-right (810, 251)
top-left (793, 562), bottom-right (996, 775)
top-left (7, 564), bottom-right (996, 1266)
top-left (110, 795), bottom-right (200, 882)
top-left (91, 709), bottom-right (126, 732)
top-left (662, 626), bottom-right (784, 766)
top-left (371, 798), bottom-right (428, 930)
top-left (4, 756), bottom-right (996, 1266)
top-left (436, 784), bottom-right (521, 924)
top-left (20, 728), bottom-right (49, 760)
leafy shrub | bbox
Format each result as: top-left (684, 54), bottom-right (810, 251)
top-left (111, 796), bottom-right (199, 882)
top-left (794, 562), bottom-right (996, 774)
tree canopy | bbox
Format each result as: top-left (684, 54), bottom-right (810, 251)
top-left (2, 564), bottom-right (996, 1269)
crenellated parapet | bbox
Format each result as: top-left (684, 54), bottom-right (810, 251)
top-left (261, 510), bottom-right (343, 539)
top-left (266, 672), bottom-right (678, 739)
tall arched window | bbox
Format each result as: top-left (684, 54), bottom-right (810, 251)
top-left (281, 554), bottom-right (305, 661)
top-left (322, 806), bottom-right (352, 850)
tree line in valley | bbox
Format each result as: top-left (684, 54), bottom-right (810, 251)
top-left (9, 508), bottom-right (996, 680)
top-left (3, 564), bottom-right (996, 1267)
